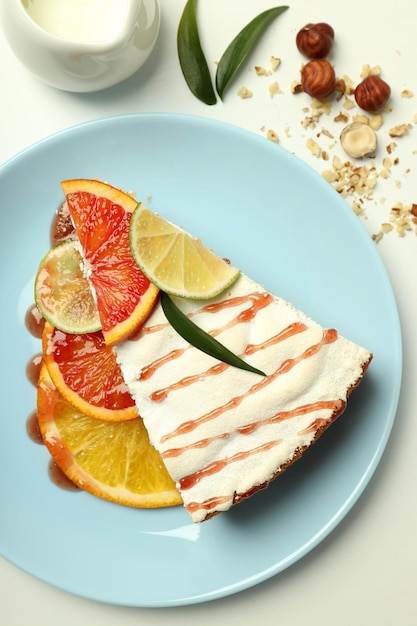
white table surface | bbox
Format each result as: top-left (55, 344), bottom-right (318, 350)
top-left (1, 1), bottom-right (415, 624)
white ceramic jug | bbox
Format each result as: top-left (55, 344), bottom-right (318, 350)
top-left (0, 0), bottom-right (160, 92)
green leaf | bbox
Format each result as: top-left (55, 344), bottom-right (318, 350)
top-left (161, 292), bottom-right (266, 377)
top-left (177, 0), bottom-right (217, 105)
top-left (215, 6), bottom-right (289, 100)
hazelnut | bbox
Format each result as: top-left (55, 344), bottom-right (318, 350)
top-left (340, 122), bottom-right (377, 158)
top-left (300, 59), bottom-right (336, 99)
top-left (354, 75), bottom-right (391, 112)
top-left (296, 23), bottom-right (335, 59)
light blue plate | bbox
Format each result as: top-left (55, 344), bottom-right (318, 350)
top-left (0, 113), bottom-right (402, 607)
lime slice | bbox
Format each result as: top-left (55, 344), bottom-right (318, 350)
top-left (35, 239), bottom-right (101, 334)
top-left (129, 204), bottom-right (240, 299)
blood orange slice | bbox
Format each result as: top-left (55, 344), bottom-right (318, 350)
top-left (37, 365), bottom-right (182, 508)
top-left (42, 321), bottom-right (137, 422)
top-left (61, 179), bottom-right (159, 346)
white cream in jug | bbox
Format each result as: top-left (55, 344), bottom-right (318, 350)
top-left (23, 0), bottom-right (129, 43)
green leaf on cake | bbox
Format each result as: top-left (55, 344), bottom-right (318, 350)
top-left (161, 292), bottom-right (266, 377)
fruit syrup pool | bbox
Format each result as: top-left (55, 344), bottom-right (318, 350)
top-left (25, 201), bottom-right (80, 493)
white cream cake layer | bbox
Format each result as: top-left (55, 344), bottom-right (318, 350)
top-left (115, 274), bottom-right (371, 523)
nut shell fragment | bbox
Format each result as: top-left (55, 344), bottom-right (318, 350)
top-left (340, 122), bottom-right (377, 158)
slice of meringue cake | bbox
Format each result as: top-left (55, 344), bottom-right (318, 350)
top-left (115, 273), bottom-right (372, 523)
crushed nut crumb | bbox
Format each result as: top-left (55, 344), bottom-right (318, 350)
top-left (388, 123), bottom-right (412, 137)
top-left (386, 142), bottom-right (397, 154)
top-left (237, 86), bottom-right (252, 99)
top-left (360, 64), bottom-right (381, 78)
top-left (306, 137), bottom-right (321, 157)
top-left (369, 114), bottom-right (384, 130)
top-left (266, 129), bottom-right (279, 143)
top-left (372, 231), bottom-right (384, 243)
top-left (255, 66), bottom-right (270, 76)
top-left (322, 155), bottom-right (378, 201)
top-left (291, 80), bottom-right (303, 94)
top-left (352, 113), bottom-right (370, 125)
top-left (381, 222), bottom-right (393, 233)
top-left (269, 81), bottom-right (281, 97)
top-left (317, 128), bottom-right (334, 139)
top-left (387, 201), bottom-right (417, 236)
top-left (270, 56), bottom-right (281, 72)
top-left (333, 112), bottom-right (349, 123)
top-left (335, 78), bottom-right (347, 100)
top-left (342, 97), bottom-right (356, 110)
top-left (341, 74), bottom-right (355, 94)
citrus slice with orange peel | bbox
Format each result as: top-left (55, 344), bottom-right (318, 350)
top-left (42, 321), bottom-right (137, 422)
top-left (61, 179), bottom-right (160, 346)
top-left (35, 239), bottom-right (101, 335)
top-left (37, 365), bottom-right (182, 508)
top-left (129, 204), bottom-right (240, 299)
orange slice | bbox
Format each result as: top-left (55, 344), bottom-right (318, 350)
top-left (42, 321), bottom-right (137, 422)
top-left (61, 179), bottom-right (160, 346)
top-left (37, 365), bottom-right (182, 508)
